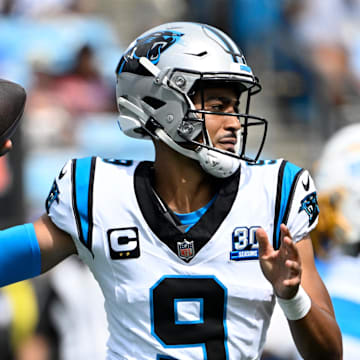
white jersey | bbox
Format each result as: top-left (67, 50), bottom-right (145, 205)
top-left (46, 157), bottom-right (319, 360)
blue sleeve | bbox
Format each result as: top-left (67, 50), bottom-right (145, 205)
top-left (0, 223), bottom-right (41, 287)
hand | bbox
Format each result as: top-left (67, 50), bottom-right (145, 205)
top-left (0, 139), bottom-right (12, 156)
top-left (256, 224), bottom-right (302, 299)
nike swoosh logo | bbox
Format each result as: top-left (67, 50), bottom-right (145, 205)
top-left (302, 175), bottom-right (310, 191)
top-left (184, 51), bottom-right (208, 57)
top-left (59, 166), bottom-right (67, 179)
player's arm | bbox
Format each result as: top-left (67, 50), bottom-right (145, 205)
top-left (286, 234), bottom-right (342, 360)
top-left (257, 226), bottom-right (342, 359)
top-left (0, 213), bottom-right (76, 287)
top-left (34, 213), bottom-right (76, 272)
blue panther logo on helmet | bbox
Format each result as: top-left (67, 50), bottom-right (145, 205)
top-left (298, 191), bottom-right (320, 227)
top-left (116, 30), bottom-right (184, 75)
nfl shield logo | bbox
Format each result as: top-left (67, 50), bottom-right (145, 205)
top-left (177, 239), bottom-right (195, 261)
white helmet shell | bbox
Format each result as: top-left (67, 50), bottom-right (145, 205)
top-left (115, 22), bottom-right (267, 177)
top-left (315, 123), bottom-right (360, 244)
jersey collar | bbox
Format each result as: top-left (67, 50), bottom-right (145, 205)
top-left (134, 161), bottom-right (240, 262)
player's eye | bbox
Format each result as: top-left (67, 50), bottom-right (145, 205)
top-left (206, 99), bottom-right (238, 113)
top-left (208, 103), bottom-right (225, 112)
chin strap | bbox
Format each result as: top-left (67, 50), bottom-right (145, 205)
top-left (197, 147), bottom-right (240, 178)
top-left (155, 128), bottom-right (240, 178)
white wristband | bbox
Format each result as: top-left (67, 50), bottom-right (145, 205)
top-left (276, 285), bottom-right (311, 321)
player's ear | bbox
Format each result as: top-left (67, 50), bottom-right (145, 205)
top-left (0, 139), bottom-right (12, 156)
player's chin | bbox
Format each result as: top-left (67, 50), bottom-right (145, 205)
top-left (217, 143), bottom-right (236, 153)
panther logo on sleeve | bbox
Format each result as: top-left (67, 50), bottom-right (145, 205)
top-left (298, 191), bottom-right (319, 226)
top-left (46, 180), bottom-right (60, 213)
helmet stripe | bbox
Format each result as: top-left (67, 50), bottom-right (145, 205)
top-left (202, 25), bottom-right (240, 63)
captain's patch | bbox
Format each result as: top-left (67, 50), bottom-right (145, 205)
top-left (107, 227), bottom-right (140, 259)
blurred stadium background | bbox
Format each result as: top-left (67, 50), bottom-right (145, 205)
top-left (0, 0), bottom-right (359, 359)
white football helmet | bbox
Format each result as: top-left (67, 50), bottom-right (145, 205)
top-left (115, 22), bottom-right (267, 177)
top-left (314, 123), bottom-right (360, 250)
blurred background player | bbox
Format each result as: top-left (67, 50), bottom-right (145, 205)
top-left (18, 257), bottom-right (109, 360)
top-left (0, 281), bottom-right (38, 360)
top-left (312, 123), bottom-right (360, 359)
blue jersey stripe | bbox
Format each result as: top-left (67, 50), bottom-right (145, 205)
top-left (274, 161), bottom-right (303, 249)
top-left (73, 157), bottom-right (96, 253)
top-left (75, 157), bottom-right (92, 244)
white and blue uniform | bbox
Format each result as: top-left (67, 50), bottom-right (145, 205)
top-left (46, 157), bottom-right (319, 360)
top-left (316, 255), bottom-right (360, 360)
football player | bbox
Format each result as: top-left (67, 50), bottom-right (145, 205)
top-left (0, 22), bottom-right (342, 359)
top-left (311, 123), bottom-right (360, 359)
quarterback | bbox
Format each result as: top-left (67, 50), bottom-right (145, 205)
top-left (0, 22), bottom-right (342, 359)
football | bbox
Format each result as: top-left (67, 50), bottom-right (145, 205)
top-left (0, 79), bottom-right (26, 145)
